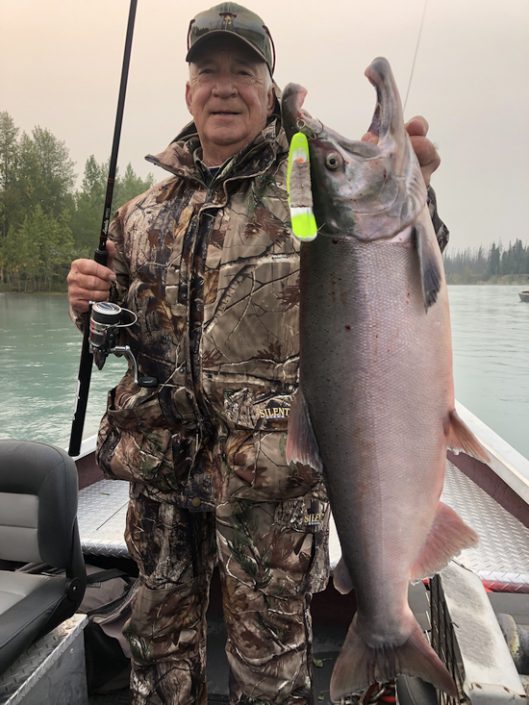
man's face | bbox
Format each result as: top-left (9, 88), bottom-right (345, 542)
top-left (186, 40), bottom-right (275, 166)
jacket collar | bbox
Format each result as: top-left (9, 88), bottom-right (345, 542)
top-left (145, 118), bottom-right (288, 185)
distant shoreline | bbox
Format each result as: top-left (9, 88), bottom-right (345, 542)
top-left (3, 285), bottom-right (529, 295)
top-left (446, 275), bottom-right (529, 286)
top-left (0, 287), bottom-right (66, 296)
top-left (2, 278), bottom-right (529, 294)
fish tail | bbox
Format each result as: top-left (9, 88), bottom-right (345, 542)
top-left (330, 614), bottom-right (457, 702)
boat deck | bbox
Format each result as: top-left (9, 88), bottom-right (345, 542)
top-left (3, 453), bottom-right (528, 705)
top-left (77, 459), bottom-right (529, 592)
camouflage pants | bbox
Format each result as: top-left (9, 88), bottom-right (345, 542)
top-left (124, 482), bottom-right (330, 705)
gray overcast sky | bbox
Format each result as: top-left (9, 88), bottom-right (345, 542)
top-left (1, 0), bottom-right (528, 251)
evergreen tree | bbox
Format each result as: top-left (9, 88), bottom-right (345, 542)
top-left (17, 127), bottom-right (75, 220)
top-left (71, 155), bottom-right (107, 256)
top-left (114, 162), bottom-right (153, 208)
top-left (488, 242), bottom-right (501, 277)
top-left (512, 239), bottom-right (525, 275)
top-left (444, 240), bottom-right (529, 283)
top-left (0, 112), bottom-right (20, 243)
top-left (3, 206), bottom-right (74, 291)
top-left (72, 155), bottom-right (153, 257)
top-left (71, 157), bottom-right (152, 257)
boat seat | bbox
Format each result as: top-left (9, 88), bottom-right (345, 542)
top-left (0, 439), bottom-right (86, 675)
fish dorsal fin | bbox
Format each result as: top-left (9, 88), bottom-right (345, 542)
top-left (286, 388), bottom-right (323, 472)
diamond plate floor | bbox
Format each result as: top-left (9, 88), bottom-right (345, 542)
top-left (78, 461), bottom-right (529, 592)
top-left (77, 480), bottom-right (129, 558)
top-left (443, 460), bottom-right (529, 591)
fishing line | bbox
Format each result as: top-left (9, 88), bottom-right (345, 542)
top-left (403, 0), bottom-right (429, 112)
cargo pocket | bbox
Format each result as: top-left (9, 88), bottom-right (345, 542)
top-left (271, 493), bottom-right (331, 596)
top-left (224, 428), bottom-right (323, 501)
top-left (96, 383), bottom-right (195, 492)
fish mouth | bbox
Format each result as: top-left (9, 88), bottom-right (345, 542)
top-left (364, 57), bottom-right (404, 146)
top-left (282, 57), bottom-right (405, 155)
top-left (366, 87), bottom-right (383, 140)
top-left (281, 59), bottom-right (422, 238)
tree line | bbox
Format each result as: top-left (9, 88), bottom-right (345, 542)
top-left (443, 240), bottom-right (529, 284)
top-left (2, 110), bottom-right (528, 291)
top-left (0, 111), bottom-right (153, 292)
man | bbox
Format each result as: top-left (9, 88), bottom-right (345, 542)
top-left (67, 4), bottom-right (446, 704)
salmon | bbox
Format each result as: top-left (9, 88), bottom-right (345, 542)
top-left (282, 57), bottom-right (487, 699)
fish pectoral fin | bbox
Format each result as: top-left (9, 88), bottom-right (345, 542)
top-left (411, 501), bottom-right (478, 581)
top-left (285, 389), bottom-right (323, 472)
top-left (414, 209), bottom-right (442, 310)
top-left (333, 557), bottom-right (354, 594)
top-left (330, 614), bottom-right (457, 700)
top-left (446, 408), bottom-right (490, 462)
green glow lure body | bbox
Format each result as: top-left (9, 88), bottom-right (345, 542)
top-left (286, 131), bottom-right (318, 242)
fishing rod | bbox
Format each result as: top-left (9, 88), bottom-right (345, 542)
top-left (69, 0), bottom-right (138, 457)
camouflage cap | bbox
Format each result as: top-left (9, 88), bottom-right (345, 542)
top-left (186, 2), bottom-right (276, 74)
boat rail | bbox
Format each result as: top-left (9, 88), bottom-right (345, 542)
top-left (455, 400), bottom-right (529, 504)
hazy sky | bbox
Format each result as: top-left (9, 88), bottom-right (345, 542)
top-left (1, 0), bottom-right (528, 251)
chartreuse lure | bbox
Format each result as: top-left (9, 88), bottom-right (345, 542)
top-left (286, 132), bottom-right (318, 242)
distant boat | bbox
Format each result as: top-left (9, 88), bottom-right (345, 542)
top-left (519, 290), bottom-right (529, 302)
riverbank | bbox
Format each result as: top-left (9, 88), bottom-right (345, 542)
top-left (0, 281), bottom-right (67, 295)
top-left (446, 274), bottom-right (529, 285)
top-left (0, 287), bottom-right (66, 296)
top-left (2, 276), bottom-right (529, 293)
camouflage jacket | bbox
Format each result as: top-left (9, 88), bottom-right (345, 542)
top-left (96, 118), bottom-right (307, 507)
top-left (95, 117), bottom-right (449, 509)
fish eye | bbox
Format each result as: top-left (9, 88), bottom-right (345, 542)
top-left (325, 152), bottom-right (341, 170)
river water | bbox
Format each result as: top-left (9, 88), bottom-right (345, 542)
top-left (1, 286), bottom-right (528, 459)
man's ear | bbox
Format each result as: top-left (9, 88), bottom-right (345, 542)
top-left (185, 82), bottom-right (193, 114)
top-left (266, 86), bottom-right (275, 117)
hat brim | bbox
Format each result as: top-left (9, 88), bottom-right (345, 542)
top-left (186, 31), bottom-right (271, 72)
